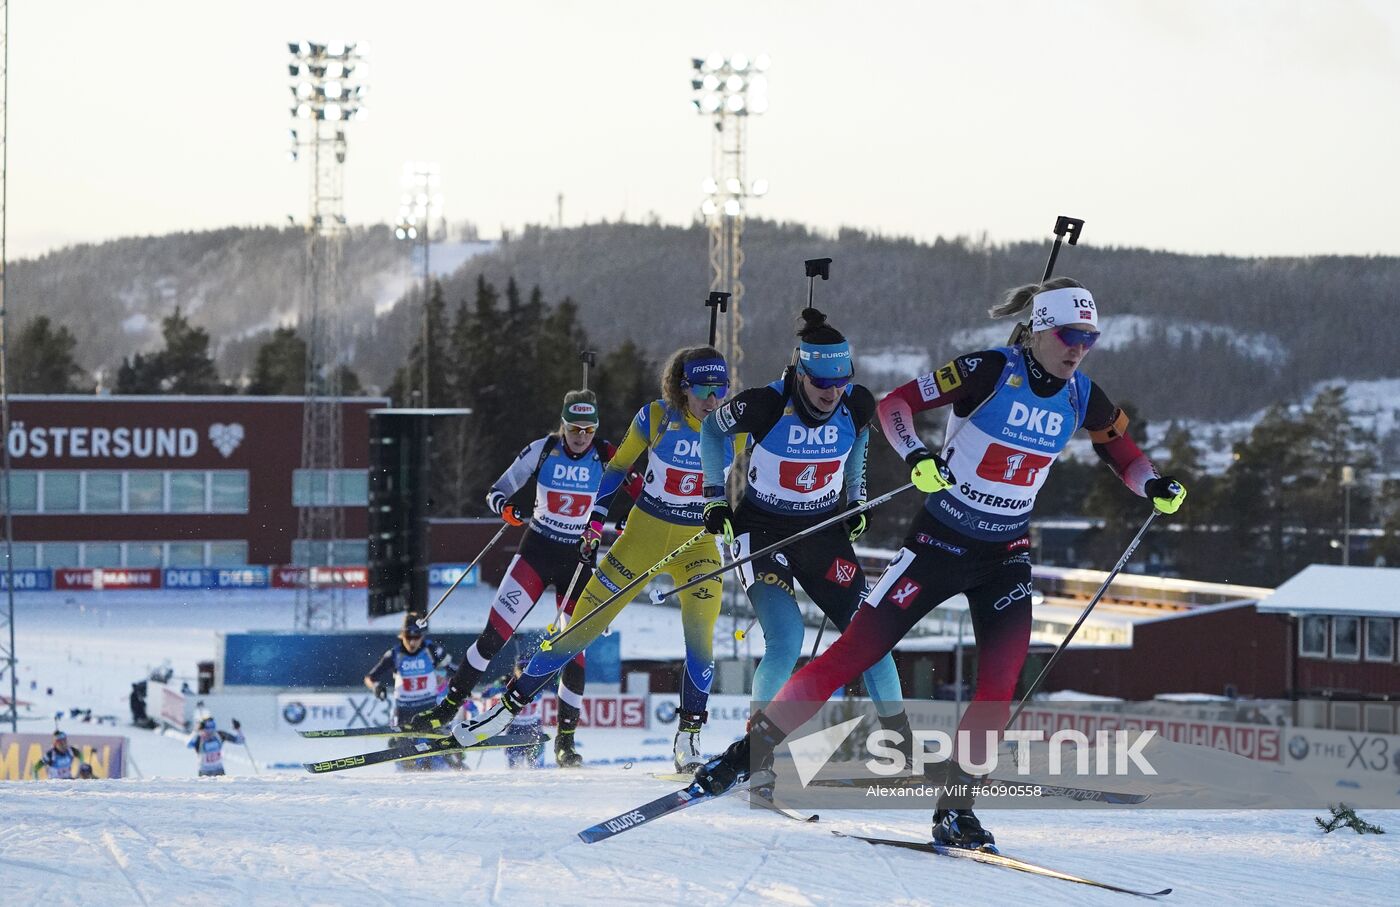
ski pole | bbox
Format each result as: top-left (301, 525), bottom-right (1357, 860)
top-left (240, 733), bottom-right (261, 776)
top-left (652, 483), bottom-right (916, 605)
top-left (539, 530), bottom-right (710, 652)
top-left (1003, 503), bottom-right (1167, 730)
top-left (546, 557), bottom-right (591, 634)
top-left (808, 617), bottom-right (829, 660)
top-left (418, 520), bottom-right (515, 627)
top-left (1007, 215), bottom-right (1085, 346)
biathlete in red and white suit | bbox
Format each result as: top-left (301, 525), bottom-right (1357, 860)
top-left (695, 278), bottom-right (1188, 849)
top-left (410, 389), bottom-right (617, 767)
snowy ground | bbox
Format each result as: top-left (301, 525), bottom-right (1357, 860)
top-left (5, 590), bottom-right (1399, 905)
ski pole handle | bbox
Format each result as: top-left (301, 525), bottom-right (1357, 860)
top-left (419, 520), bottom-right (515, 627)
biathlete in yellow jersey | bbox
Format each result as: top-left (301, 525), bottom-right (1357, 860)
top-left (455, 346), bottom-right (746, 772)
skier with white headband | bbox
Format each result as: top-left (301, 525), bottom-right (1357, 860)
top-left (694, 277), bottom-right (1188, 850)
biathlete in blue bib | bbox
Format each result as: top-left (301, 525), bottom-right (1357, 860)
top-left (700, 307), bottom-right (909, 742)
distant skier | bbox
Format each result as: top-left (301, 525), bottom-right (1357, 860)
top-left (407, 389), bottom-right (618, 768)
top-left (442, 347), bottom-right (746, 773)
top-left (365, 612), bottom-right (454, 771)
top-left (699, 307), bottom-right (910, 746)
top-left (696, 278), bottom-right (1188, 850)
top-left (187, 716), bottom-right (245, 777)
top-left (31, 730), bottom-right (85, 779)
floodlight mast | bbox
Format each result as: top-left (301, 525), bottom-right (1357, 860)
top-left (395, 162), bottom-right (443, 407)
top-left (0, 0), bottom-right (16, 732)
top-left (691, 53), bottom-right (768, 389)
top-left (287, 39), bottom-right (367, 630)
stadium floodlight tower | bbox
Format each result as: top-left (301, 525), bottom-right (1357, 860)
top-left (0, 0), bottom-right (15, 731)
top-left (691, 52), bottom-right (769, 388)
top-left (287, 39), bottom-right (368, 630)
top-left (394, 162), bottom-right (444, 407)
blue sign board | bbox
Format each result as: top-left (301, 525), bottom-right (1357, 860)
top-left (163, 566), bottom-right (270, 590)
top-left (0, 568), bottom-right (52, 591)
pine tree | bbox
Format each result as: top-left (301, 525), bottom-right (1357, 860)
top-left (114, 306), bottom-right (226, 394)
top-left (247, 327), bottom-right (306, 395)
top-left (9, 316), bottom-right (89, 393)
top-left (594, 339), bottom-right (656, 441)
top-left (388, 281), bottom-right (450, 407)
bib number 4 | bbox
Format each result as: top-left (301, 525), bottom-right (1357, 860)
top-left (779, 460), bottom-right (840, 493)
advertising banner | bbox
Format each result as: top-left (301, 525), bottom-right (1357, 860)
top-left (0, 732), bottom-right (128, 780)
top-left (427, 564), bottom-right (478, 587)
top-left (164, 567), bottom-right (270, 590)
top-left (0, 569), bottom-right (53, 591)
top-left (275, 693), bottom-right (393, 733)
top-left (524, 695), bottom-right (649, 729)
top-left (55, 568), bottom-right (162, 591)
top-left (271, 566), bottom-right (368, 589)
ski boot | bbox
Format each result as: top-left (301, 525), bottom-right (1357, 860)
top-left (693, 710), bottom-right (783, 796)
top-left (554, 708), bottom-right (584, 768)
top-left (931, 808), bottom-right (996, 852)
top-left (452, 687), bottom-right (527, 746)
top-left (673, 710), bottom-right (708, 773)
top-left (406, 673), bottom-right (474, 732)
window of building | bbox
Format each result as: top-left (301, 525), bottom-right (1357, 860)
top-left (8, 543), bottom-right (37, 568)
top-left (128, 473), bottom-right (164, 513)
top-left (85, 472), bottom-right (123, 512)
top-left (1300, 615), bottom-right (1328, 657)
top-left (293, 471), bottom-right (329, 507)
top-left (208, 541), bottom-right (248, 566)
top-left (294, 469), bottom-right (368, 506)
top-left (169, 472), bottom-right (207, 513)
top-left (3, 471), bottom-right (38, 513)
top-left (1332, 616), bottom-right (1360, 661)
top-left (337, 471), bottom-right (369, 506)
top-left (210, 472), bottom-right (249, 512)
top-left (42, 543), bottom-right (80, 568)
top-left (83, 543), bottom-right (123, 568)
top-left (292, 538), bottom-right (368, 566)
top-left (332, 539), bottom-right (368, 565)
top-left (167, 542), bottom-right (205, 566)
top-left (43, 472), bottom-right (80, 512)
top-left (125, 543), bottom-right (163, 568)
top-left (1365, 618), bottom-right (1394, 662)
top-left (291, 539), bottom-right (328, 566)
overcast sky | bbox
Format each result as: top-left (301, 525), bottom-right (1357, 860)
top-left (8, 0), bottom-right (1399, 260)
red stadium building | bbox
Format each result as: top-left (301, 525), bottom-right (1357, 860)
top-left (5, 395), bottom-right (386, 578)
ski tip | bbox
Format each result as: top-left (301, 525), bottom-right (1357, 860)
top-left (805, 813), bottom-right (820, 823)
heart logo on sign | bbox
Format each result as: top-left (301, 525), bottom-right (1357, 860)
top-left (208, 423), bottom-right (245, 458)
